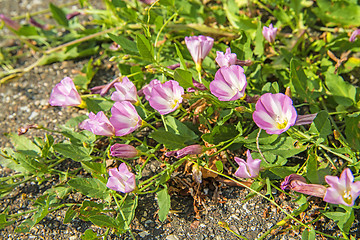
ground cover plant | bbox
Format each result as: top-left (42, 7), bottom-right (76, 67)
top-left (1, 0), bottom-right (360, 239)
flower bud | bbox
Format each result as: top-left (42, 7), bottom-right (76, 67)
top-left (110, 144), bottom-right (138, 158)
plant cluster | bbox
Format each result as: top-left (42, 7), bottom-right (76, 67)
top-left (1, 0), bottom-right (360, 239)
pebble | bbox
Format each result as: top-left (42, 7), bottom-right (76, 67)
top-left (28, 111), bottom-right (39, 120)
top-left (166, 235), bottom-right (179, 240)
top-left (138, 231), bottom-right (150, 238)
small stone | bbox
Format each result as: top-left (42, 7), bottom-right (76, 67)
top-left (166, 235), bottom-right (179, 240)
top-left (28, 111), bottom-right (39, 120)
top-left (138, 231), bottom-right (150, 238)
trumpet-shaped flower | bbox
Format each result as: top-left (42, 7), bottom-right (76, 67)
top-left (106, 163), bottom-right (136, 193)
top-left (262, 23), bottom-right (278, 43)
top-left (281, 174), bottom-right (327, 198)
top-left (252, 93), bottom-right (297, 134)
top-left (79, 111), bottom-right (115, 136)
top-left (324, 168), bottom-right (360, 207)
top-left (349, 29), bottom-right (360, 42)
top-left (111, 77), bottom-right (138, 104)
top-left (185, 35), bottom-right (214, 67)
top-left (234, 150), bottom-right (261, 178)
top-left (0, 14), bottom-right (20, 30)
top-left (165, 144), bottom-right (203, 159)
top-left (49, 77), bottom-right (82, 107)
top-left (215, 48), bottom-right (237, 67)
top-left (147, 80), bottom-right (184, 115)
top-left (209, 65), bottom-right (247, 101)
top-left (110, 101), bottom-right (142, 136)
top-left (110, 144), bottom-right (138, 158)
top-left (141, 79), bottom-right (161, 100)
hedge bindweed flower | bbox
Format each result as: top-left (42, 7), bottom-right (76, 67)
top-left (79, 111), bottom-right (115, 136)
top-left (234, 150), bottom-right (261, 178)
top-left (110, 144), bottom-right (138, 158)
top-left (90, 78), bottom-right (119, 96)
top-left (141, 79), bottom-right (161, 100)
top-left (349, 29), bottom-right (360, 42)
top-left (253, 93), bottom-right (297, 134)
top-left (110, 101), bottom-right (142, 136)
top-left (185, 35), bottom-right (214, 71)
top-left (165, 144), bottom-right (203, 159)
top-left (111, 77), bottom-right (138, 104)
top-left (215, 48), bottom-right (237, 67)
top-left (209, 65), bottom-right (247, 101)
top-left (281, 174), bottom-right (327, 198)
top-left (0, 14), bottom-right (20, 30)
top-left (49, 77), bottom-right (82, 107)
top-left (29, 17), bottom-right (49, 30)
top-left (147, 80), bottom-right (184, 115)
top-left (324, 168), bottom-right (360, 207)
top-left (66, 11), bottom-right (81, 20)
top-left (106, 163), bottom-right (136, 193)
top-left (262, 23), bottom-right (278, 43)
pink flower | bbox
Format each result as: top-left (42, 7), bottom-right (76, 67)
top-left (281, 174), bottom-right (327, 198)
top-left (49, 77), bottom-right (82, 107)
top-left (185, 35), bottom-right (214, 66)
top-left (165, 145), bottom-right (203, 158)
top-left (66, 11), bottom-right (81, 20)
top-left (147, 80), bottom-right (184, 115)
top-left (209, 65), bottom-right (247, 101)
top-left (215, 48), bottom-right (237, 67)
top-left (141, 79), bottom-right (161, 100)
top-left (110, 144), bottom-right (138, 158)
top-left (111, 77), bottom-right (138, 104)
top-left (79, 111), bottom-right (115, 136)
top-left (349, 29), bottom-right (360, 42)
top-left (109, 101), bottom-right (142, 136)
top-left (106, 163), bottom-right (136, 193)
top-left (262, 23), bottom-right (278, 43)
top-left (252, 93), bottom-right (297, 134)
top-left (29, 17), bottom-right (49, 30)
top-left (90, 78), bottom-right (119, 96)
top-left (234, 150), bottom-right (261, 178)
top-left (0, 14), bottom-right (20, 30)
top-left (324, 168), bottom-right (360, 207)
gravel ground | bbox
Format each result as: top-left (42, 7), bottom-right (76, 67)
top-left (1, 1), bottom-right (359, 239)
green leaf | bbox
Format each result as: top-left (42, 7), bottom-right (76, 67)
top-left (85, 97), bottom-right (114, 114)
top-left (49, 3), bottom-right (69, 27)
top-left (215, 161), bottom-right (223, 173)
top-left (313, 110), bottom-right (332, 139)
top-left (89, 214), bottom-right (118, 228)
top-left (53, 143), bottom-right (92, 161)
top-left (81, 229), bottom-right (99, 240)
top-left (41, 134), bottom-right (54, 159)
top-left (302, 227), bottom-right (316, 240)
top-left (15, 206), bottom-right (49, 233)
top-left (325, 71), bottom-right (356, 107)
top-left (165, 116), bottom-right (198, 140)
top-left (136, 34), bottom-right (154, 60)
top-left (290, 58), bottom-right (309, 101)
top-left (68, 178), bottom-right (111, 202)
top-left (306, 149), bottom-right (319, 184)
top-left (8, 133), bottom-right (41, 157)
top-left (202, 125), bottom-right (239, 145)
top-left (323, 209), bottom-right (354, 233)
top-left (270, 165), bottom-right (299, 178)
top-left (345, 114), bottom-right (360, 150)
top-left (174, 69), bottom-right (194, 89)
top-left (64, 206), bottom-right (78, 224)
top-left (254, 21), bottom-right (264, 56)
top-left (174, 44), bottom-right (187, 70)
top-left (119, 195), bottom-right (138, 226)
top-left (0, 213), bottom-right (15, 229)
top-left (108, 33), bottom-right (139, 55)
top-left (149, 130), bottom-right (194, 149)
top-left (157, 186), bottom-right (171, 222)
